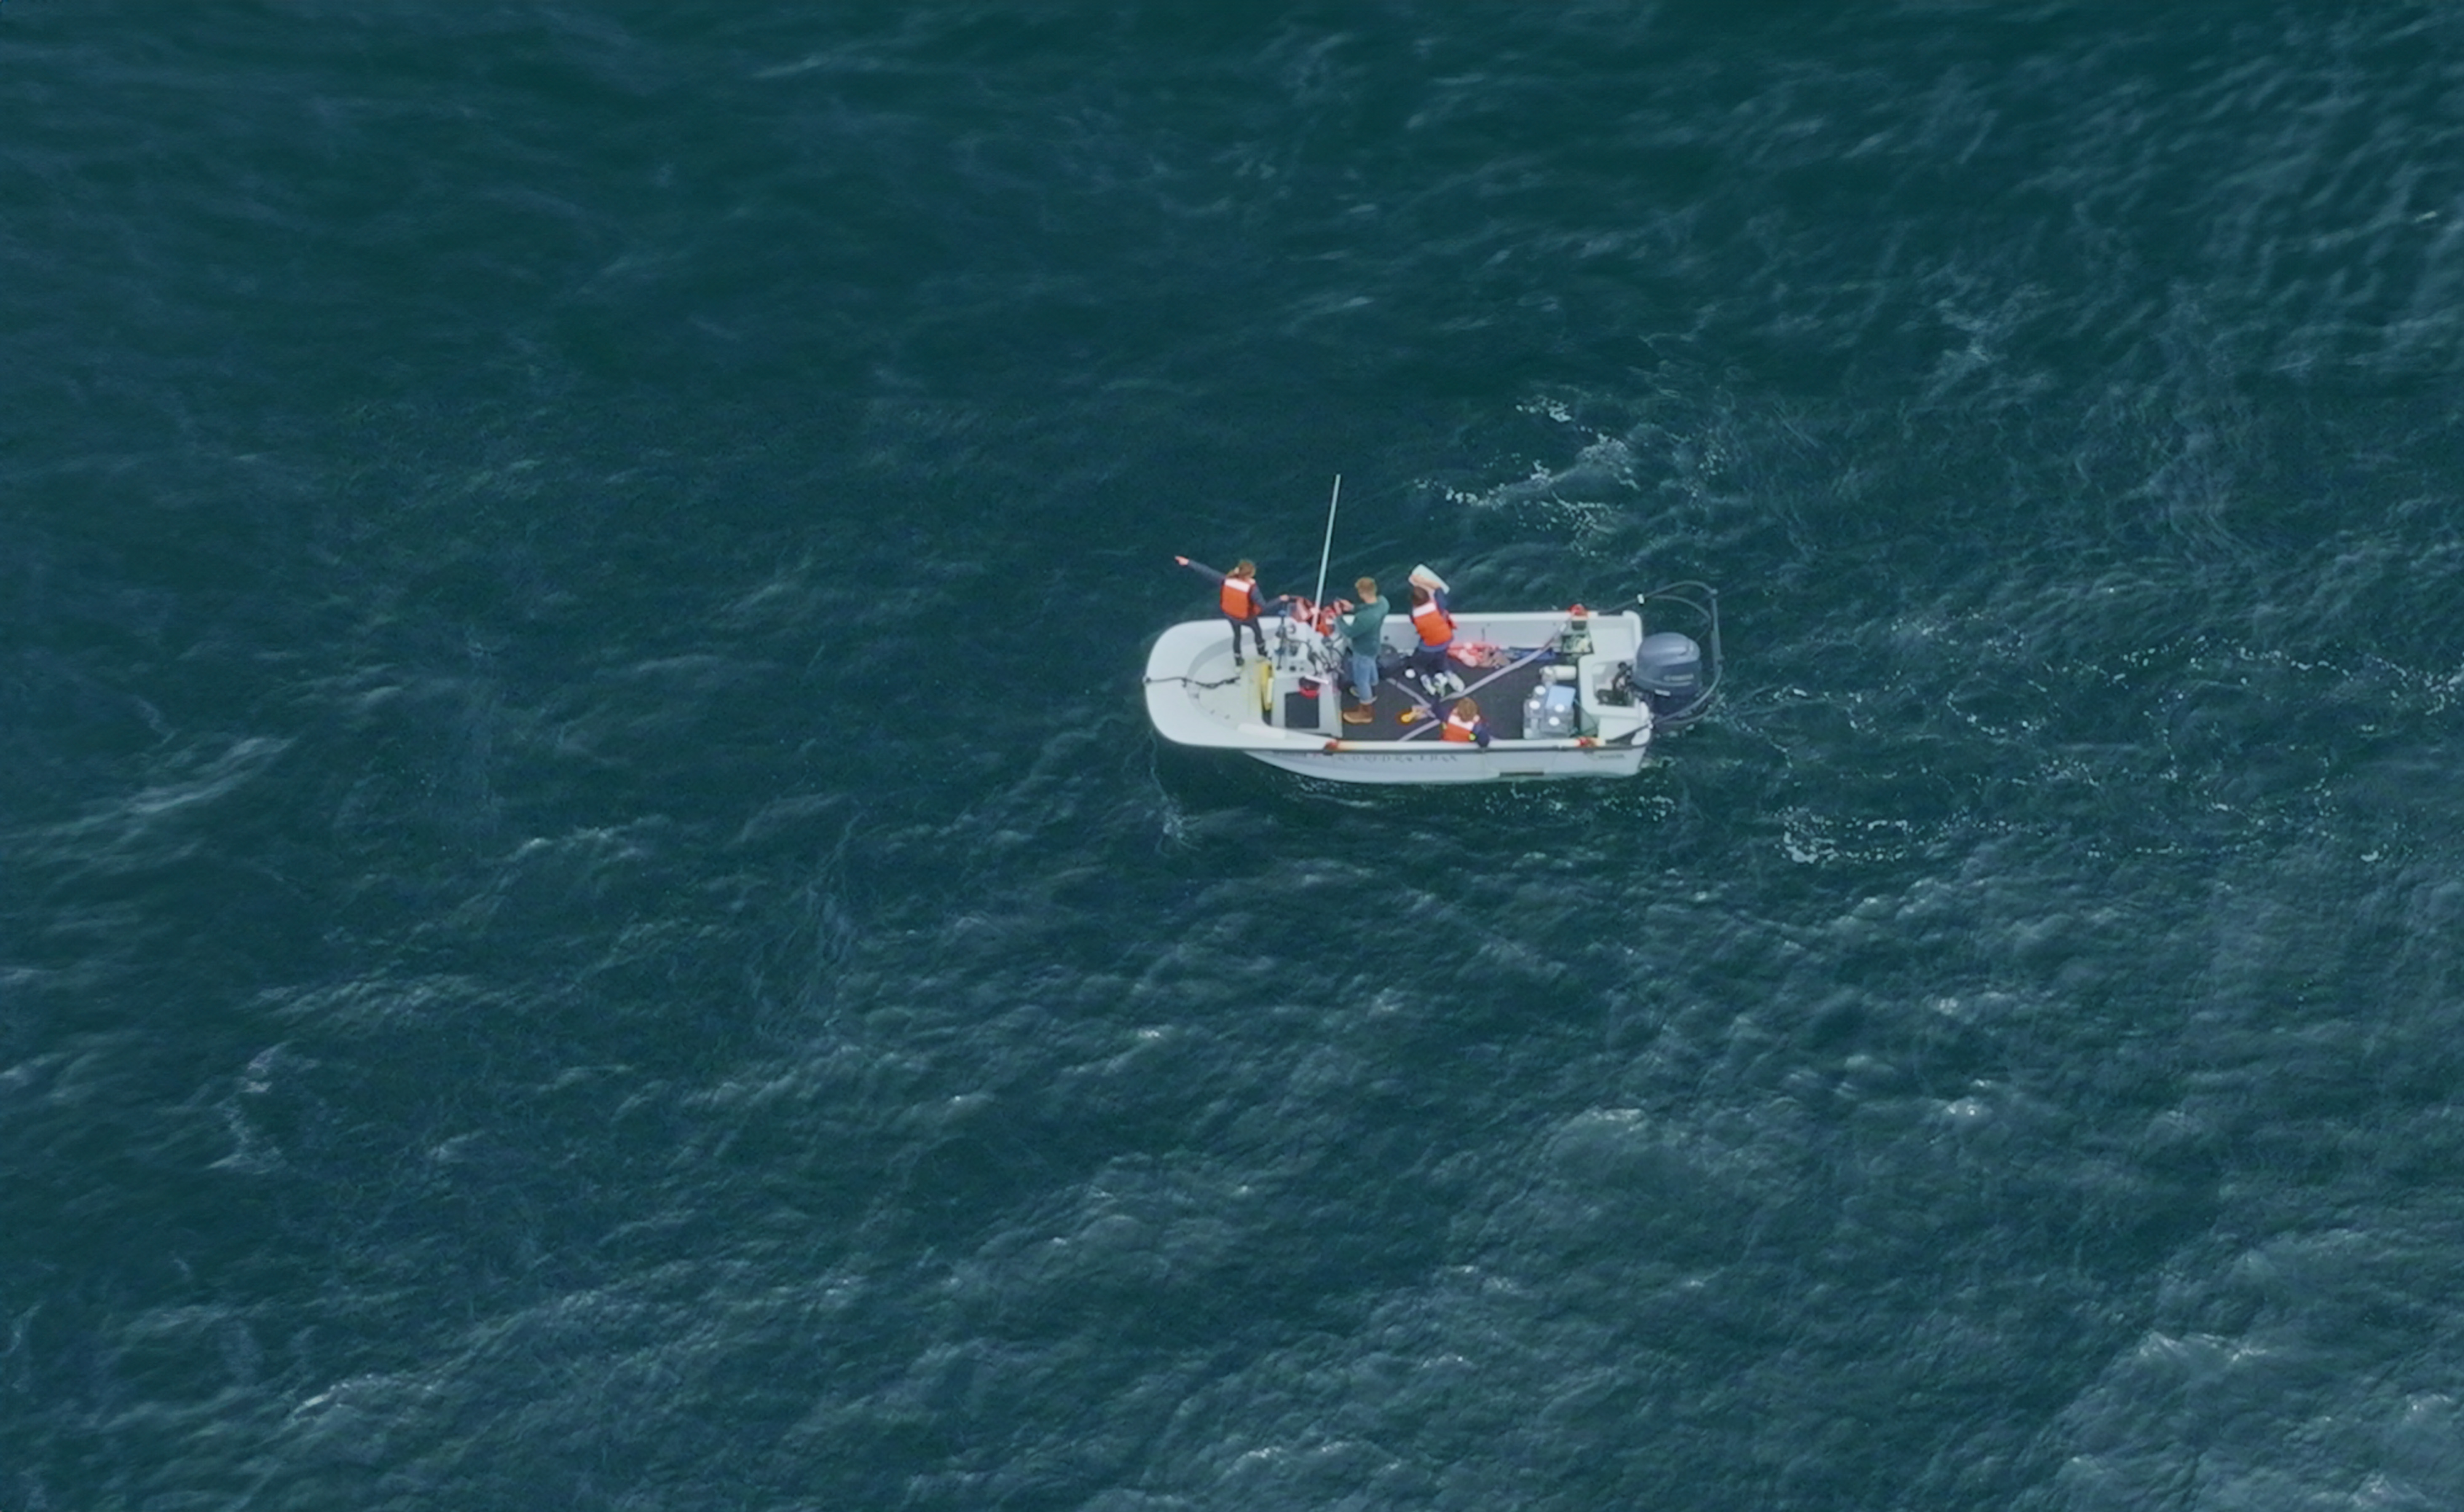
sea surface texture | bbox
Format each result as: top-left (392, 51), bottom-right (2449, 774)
top-left (9, 5), bottom-right (2464, 1509)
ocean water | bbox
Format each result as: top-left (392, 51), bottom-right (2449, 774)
top-left (7, 5), bottom-right (2464, 1508)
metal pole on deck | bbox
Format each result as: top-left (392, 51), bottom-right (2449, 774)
top-left (1310, 474), bottom-right (1342, 614)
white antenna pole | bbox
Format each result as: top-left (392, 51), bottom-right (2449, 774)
top-left (1310, 473), bottom-right (1342, 612)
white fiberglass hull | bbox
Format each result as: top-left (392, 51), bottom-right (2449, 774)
top-left (1142, 610), bottom-right (1656, 786)
top-left (1247, 741), bottom-right (1649, 784)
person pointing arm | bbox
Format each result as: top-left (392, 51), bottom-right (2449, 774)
top-left (1174, 555), bottom-right (1276, 665)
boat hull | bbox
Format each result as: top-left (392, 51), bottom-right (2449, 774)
top-left (1142, 611), bottom-right (1659, 786)
top-left (1247, 741), bottom-right (1648, 784)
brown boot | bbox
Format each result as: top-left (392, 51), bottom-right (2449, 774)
top-left (1342, 707), bottom-right (1374, 725)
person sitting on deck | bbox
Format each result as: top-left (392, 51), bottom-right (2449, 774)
top-left (1441, 696), bottom-right (1492, 748)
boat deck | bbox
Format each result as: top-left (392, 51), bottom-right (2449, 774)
top-left (1289, 646), bottom-right (1560, 742)
top-left (1144, 599), bottom-right (1692, 783)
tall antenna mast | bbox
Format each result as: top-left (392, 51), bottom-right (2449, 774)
top-left (1310, 474), bottom-right (1342, 612)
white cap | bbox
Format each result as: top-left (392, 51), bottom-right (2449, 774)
top-left (1408, 564), bottom-right (1448, 593)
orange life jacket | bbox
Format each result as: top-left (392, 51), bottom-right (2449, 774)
top-left (1220, 575), bottom-right (1257, 618)
top-left (1411, 598), bottom-right (1453, 646)
top-left (1442, 709), bottom-right (1480, 743)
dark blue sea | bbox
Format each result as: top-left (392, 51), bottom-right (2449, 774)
top-left (9, 5), bottom-right (2464, 1508)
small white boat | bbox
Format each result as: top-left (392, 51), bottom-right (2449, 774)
top-left (1143, 582), bottom-right (1721, 785)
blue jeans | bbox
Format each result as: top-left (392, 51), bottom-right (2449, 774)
top-left (1349, 653), bottom-right (1379, 705)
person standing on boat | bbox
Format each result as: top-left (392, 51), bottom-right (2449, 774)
top-left (1406, 577), bottom-right (1456, 688)
top-left (1334, 575), bottom-right (1386, 725)
top-left (1174, 556), bottom-right (1285, 665)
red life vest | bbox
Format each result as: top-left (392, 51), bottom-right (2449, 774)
top-left (1219, 575), bottom-right (1257, 618)
top-left (1411, 598), bottom-right (1453, 646)
top-left (1288, 596), bottom-right (1330, 634)
top-left (1442, 709), bottom-right (1480, 743)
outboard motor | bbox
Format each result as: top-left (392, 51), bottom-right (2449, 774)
top-left (1631, 631), bottom-right (1704, 720)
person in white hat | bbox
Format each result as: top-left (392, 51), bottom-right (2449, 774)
top-left (1404, 566), bottom-right (1456, 693)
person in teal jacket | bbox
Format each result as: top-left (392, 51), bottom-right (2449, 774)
top-left (1335, 575), bottom-right (1387, 724)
